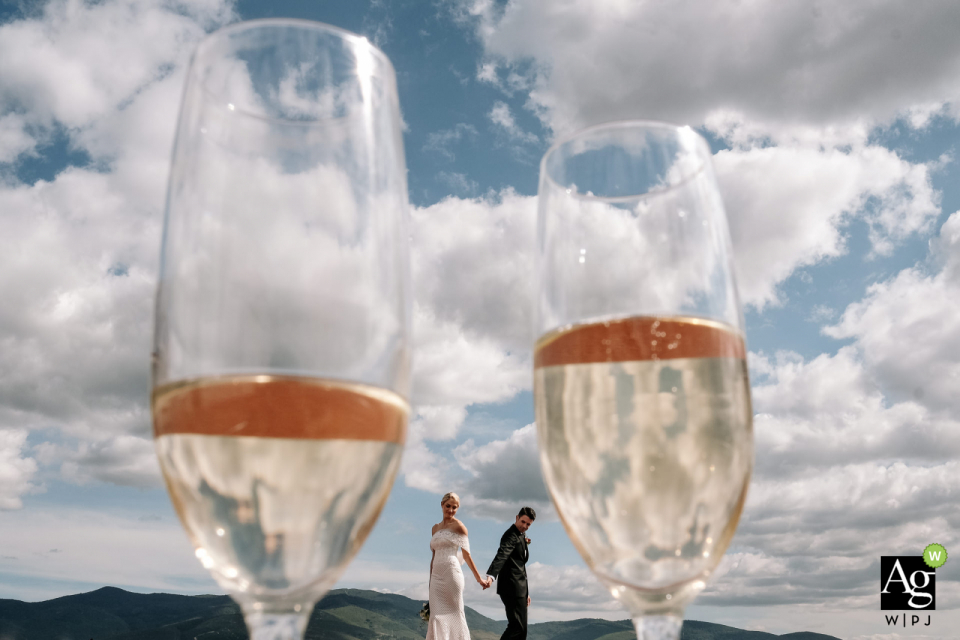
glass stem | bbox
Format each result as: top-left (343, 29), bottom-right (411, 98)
top-left (243, 608), bottom-right (312, 640)
top-left (632, 614), bottom-right (683, 640)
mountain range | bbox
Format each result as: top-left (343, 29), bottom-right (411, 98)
top-left (0, 586), bottom-right (841, 640)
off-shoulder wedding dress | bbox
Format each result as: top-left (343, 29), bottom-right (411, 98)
top-left (427, 529), bottom-right (471, 640)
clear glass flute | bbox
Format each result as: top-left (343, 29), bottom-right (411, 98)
top-left (533, 122), bottom-right (753, 640)
top-left (151, 20), bottom-right (410, 640)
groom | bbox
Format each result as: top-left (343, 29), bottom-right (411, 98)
top-left (485, 507), bottom-right (536, 640)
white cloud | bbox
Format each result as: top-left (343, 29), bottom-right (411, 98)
top-left (38, 434), bottom-right (161, 488)
top-left (400, 430), bottom-right (451, 494)
top-left (488, 101), bottom-right (538, 146)
top-left (411, 307), bottom-right (530, 415)
top-left (401, 191), bottom-right (539, 489)
top-left (423, 123), bottom-right (478, 161)
top-left (459, 0), bottom-right (946, 311)
top-left (413, 148), bottom-right (940, 340)
top-left (0, 428), bottom-right (39, 510)
top-left (0, 0), bottom-right (231, 131)
top-left (718, 144), bottom-right (940, 306)
top-left (476, 60), bottom-right (498, 85)
top-left (718, 478), bottom-right (960, 607)
top-left (464, 4), bottom-right (948, 310)
top-left (0, 172), bottom-right (157, 442)
top-left (412, 190), bottom-right (537, 352)
top-left (454, 424), bottom-right (550, 519)
top-left (0, 113), bottom-right (36, 162)
top-left (711, 339), bottom-right (960, 608)
top-left (824, 211), bottom-right (960, 413)
top-left (526, 562), bottom-right (623, 617)
top-left (402, 306), bottom-right (530, 493)
top-left (470, 0), bottom-right (960, 138)
top-left (749, 348), bottom-right (960, 478)
top-left (673, 211), bottom-right (960, 613)
top-left (0, 0), bottom-right (234, 487)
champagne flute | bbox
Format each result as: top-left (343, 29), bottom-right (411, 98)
top-left (533, 122), bottom-right (753, 640)
top-left (151, 20), bottom-right (410, 640)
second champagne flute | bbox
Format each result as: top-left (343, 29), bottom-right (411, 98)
top-left (534, 121), bottom-right (753, 640)
top-left (151, 20), bottom-right (410, 640)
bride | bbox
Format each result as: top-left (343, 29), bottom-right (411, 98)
top-left (427, 492), bottom-right (492, 640)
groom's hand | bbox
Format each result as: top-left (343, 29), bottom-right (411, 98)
top-left (527, 596), bottom-right (531, 606)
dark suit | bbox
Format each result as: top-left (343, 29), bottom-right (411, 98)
top-left (486, 524), bottom-right (529, 640)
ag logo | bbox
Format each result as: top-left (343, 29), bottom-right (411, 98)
top-left (881, 556), bottom-right (935, 610)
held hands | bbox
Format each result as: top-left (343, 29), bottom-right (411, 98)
top-left (479, 576), bottom-right (493, 590)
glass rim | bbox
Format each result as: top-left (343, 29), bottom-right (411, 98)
top-left (191, 18), bottom-right (397, 126)
top-left (539, 119), bottom-right (711, 203)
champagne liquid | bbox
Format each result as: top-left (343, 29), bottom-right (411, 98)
top-left (534, 317), bottom-right (752, 611)
top-left (152, 375), bottom-right (408, 604)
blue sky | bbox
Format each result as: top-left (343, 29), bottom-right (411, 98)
top-left (1, 1), bottom-right (960, 639)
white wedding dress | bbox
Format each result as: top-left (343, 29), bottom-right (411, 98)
top-left (427, 529), bottom-right (471, 640)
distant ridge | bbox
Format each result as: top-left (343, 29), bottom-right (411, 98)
top-left (0, 587), bottom-right (841, 640)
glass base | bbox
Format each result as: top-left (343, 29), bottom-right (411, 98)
top-left (244, 609), bottom-right (312, 640)
top-left (632, 614), bottom-right (683, 640)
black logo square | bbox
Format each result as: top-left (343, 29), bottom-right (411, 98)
top-left (881, 556), bottom-right (935, 610)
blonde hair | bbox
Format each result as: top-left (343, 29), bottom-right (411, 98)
top-left (440, 492), bottom-right (460, 506)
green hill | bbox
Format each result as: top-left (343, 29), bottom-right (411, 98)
top-left (0, 587), bottom-right (839, 640)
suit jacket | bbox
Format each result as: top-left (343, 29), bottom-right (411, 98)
top-left (486, 524), bottom-right (529, 598)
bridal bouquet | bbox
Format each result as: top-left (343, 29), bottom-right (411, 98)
top-left (419, 601), bottom-right (430, 624)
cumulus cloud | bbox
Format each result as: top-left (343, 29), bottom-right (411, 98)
top-left (749, 348), bottom-right (960, 477)
top-left (713, 493), bottom-right (960, 609)
top-left (403, 308), bottom-right (530, 493)
top-left (402, 172), bottom-right (940, 501)
top-left (0, 113), bottom-right (36, 162)
top-left (526, 562), bottom-right (622, 617)
top-left (0, 0), bottom-right (234, 486)
top-left (454, 424), bottom-right (550, 519)
top-left (0, 429), bottom-right (39, 510)
top-left (0, 0), bottom-right (231, 132)
top-left (717, 144), bottom-right (940, 306)
top-left (407, 189), bottom-right (535, 444)
top-left (402, 191), bottom-right (539, 490)
top-left (652, 206), bottom-right (960, 609)
top-left (824, 211), bottom-right (960, 413)
top-left (691, 211), bottom-right (960, 611)
top-left (411, 189), bottom-right (537, 352)
top-left (456, 0), bottom-right (947, 310)
top-left (37, 434), bottom-right (160, 488)
top-left (3, 7), bottom-right (956, 632)
top-left (467, 0), bottom-right (960, 137)
top-left (399, 431), bottom-right (452, 494)
top-left (0, 171), bottom-right (158, 441)
top-left (712, 339), bottom-right (960, 607)
top-left (411, 307), bottom-right (529, 419)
